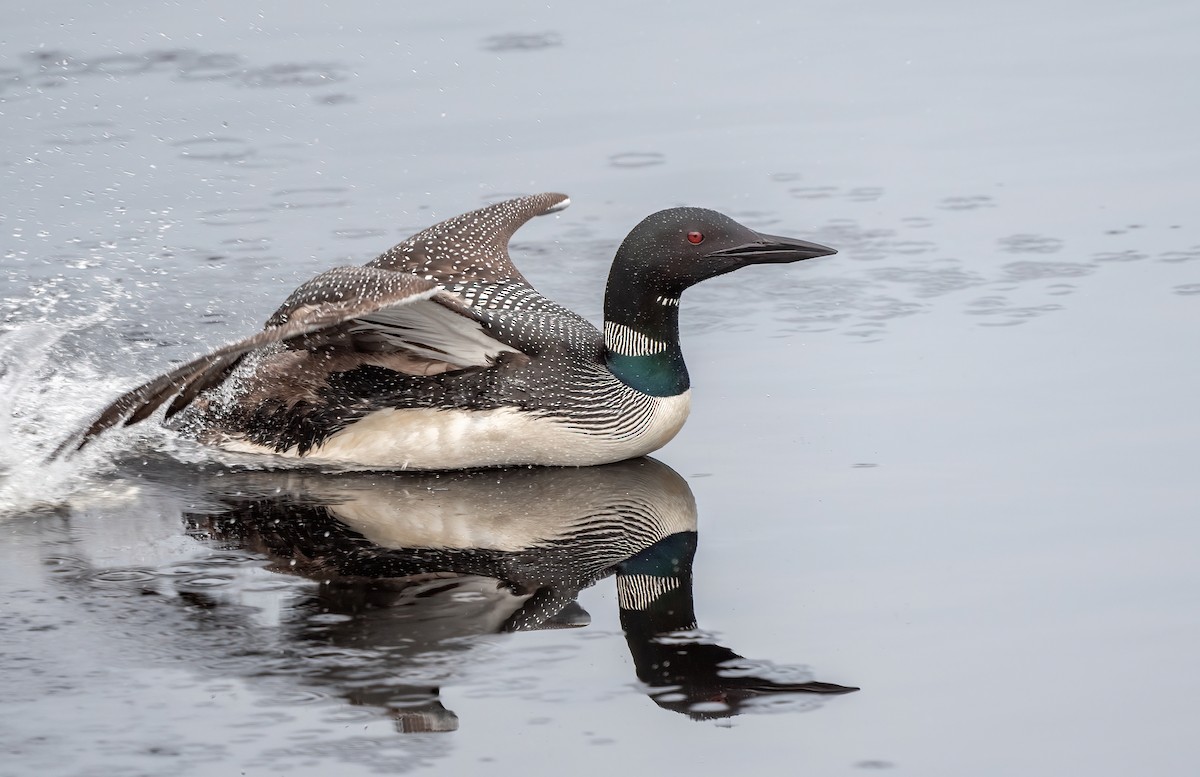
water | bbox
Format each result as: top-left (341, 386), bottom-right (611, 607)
top-left (2, 1), bottom-right (1198, 774)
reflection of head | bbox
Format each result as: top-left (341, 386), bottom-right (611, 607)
top-left (618, 532), bottom-right (858, 720)
top-left (642, 644), bottom-right (859, 720)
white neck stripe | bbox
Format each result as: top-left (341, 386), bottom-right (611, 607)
top-left (604, 321), bottom-right (668, 356)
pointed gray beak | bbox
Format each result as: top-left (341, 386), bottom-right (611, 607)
top-left (705, 233), bottom-right (837, 264)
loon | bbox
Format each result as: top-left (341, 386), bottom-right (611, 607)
top-left (71, 193), bottom-right (835, 469)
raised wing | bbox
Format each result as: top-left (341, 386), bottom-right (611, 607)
top-left (368, 192), bottom-right (569, 287)
top-left (65, 266), bottom-right (523, 453)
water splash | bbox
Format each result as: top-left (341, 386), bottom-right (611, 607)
top-left (0, 316), bottom-right (168, 515)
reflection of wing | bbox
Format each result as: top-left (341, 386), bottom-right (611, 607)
top-left (368, 192), bottom-right (569, 288)
top-left (68, 266), bottom-right (524, 452)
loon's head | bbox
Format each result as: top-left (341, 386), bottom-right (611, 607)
top-left (611, 207), bottom-right (836, 294)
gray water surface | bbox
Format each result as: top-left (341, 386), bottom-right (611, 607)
top-left (2, 1), bottom-right (1199, 775)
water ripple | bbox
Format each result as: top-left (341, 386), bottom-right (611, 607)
top-left (43, 121), bottom-right (132, 147)
top-left (271, 187), bottom-right (350, 211)
top-left (998, 234), bottom-right (1064, 254)
top-left (938, 195), bottom-right (995, 211)
top-left (789, 185), bottom-right (838, 200)
top-left (199, 207), bottom-right (271, 227)
top-left (2, 48), bottom-right (352, 103)
top-left (90, 568), bottom-right (158, 584)
top-left (1093, 249), bottom-right (1149, 263)
top-left (869, 265), bottom-right (988, 298)
top-left (1160, 246), bottom-right (1200, 263)
top-left (482, 32), bottom-right (564, 52)
top-left (174, 136), bottom-right (254, 163)
top-left (240, 63), bottom-right (346, 88)
top-left (607, 151), bottom-right (665, 169)
top-left (846, 186), bottom-right (884, 202)
top-left (1001, 260), bottom-right (1094, 281)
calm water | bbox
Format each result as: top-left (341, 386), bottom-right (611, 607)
top-left (2, 1), bottom-right (1198, 775)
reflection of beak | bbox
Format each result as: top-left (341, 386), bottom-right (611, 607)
top-left (706, 234), bottom-right (837, 263)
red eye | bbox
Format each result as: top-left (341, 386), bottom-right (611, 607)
top-left (686, 231), bottom-right (704, 245)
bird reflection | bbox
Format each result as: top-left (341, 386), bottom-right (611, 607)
top-left (175, 457), bottom-right (855, 730)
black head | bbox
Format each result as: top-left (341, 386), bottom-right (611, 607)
top-left (611, 207), bottom-right (836, 294)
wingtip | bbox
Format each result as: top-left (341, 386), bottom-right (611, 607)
top-left (46, 434), bottom-right (81, 462)
top-left (45, 421), bottom-right (99, 462)
top-left (545, 194), bottom-right (570, 213)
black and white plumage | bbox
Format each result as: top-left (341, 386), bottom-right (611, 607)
top-left (69, 192), bottom-right (835, 469)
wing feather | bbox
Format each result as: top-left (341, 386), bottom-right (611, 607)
top-left (368, 192), bottom-right (569, 287)
top-left (353, 300), bottom-right (521, 366)
top-left (63, 266), bottom-right (526, 454)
